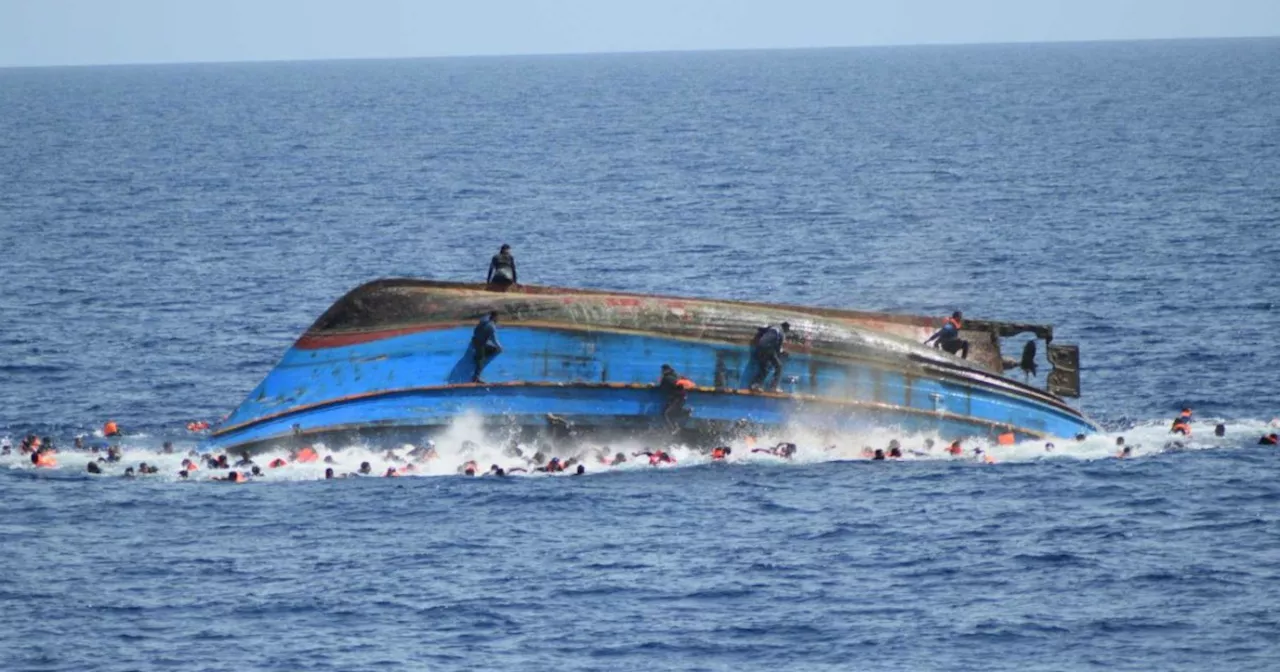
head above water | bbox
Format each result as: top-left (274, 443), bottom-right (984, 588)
top-left (500, 244), bottom-right (511, 253)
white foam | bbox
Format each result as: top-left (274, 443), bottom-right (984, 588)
top-left (2, 417), bottom-right (1274, 481)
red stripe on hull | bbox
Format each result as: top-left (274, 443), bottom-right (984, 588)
top-left (294, 324), bottom-right (448, 350)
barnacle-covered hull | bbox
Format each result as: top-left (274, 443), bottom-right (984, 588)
top-left (206, 279), bottom-right (1097, 453)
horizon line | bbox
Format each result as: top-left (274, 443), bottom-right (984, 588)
top-left (2, 33), bottom-right (1277, 71)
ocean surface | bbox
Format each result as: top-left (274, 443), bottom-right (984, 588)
top-left (2, 39), bottom-right (1279, 670)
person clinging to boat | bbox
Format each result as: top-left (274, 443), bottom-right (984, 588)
top-left (657, 364), bottom-right (695, 431)
top-left (748, 322), bottom-right (790, 391)
top-left (486, 244), bottom-right (517, 290)
top-left (471, 310), bottom-right (503, 383)
top-left (924, 311), bottom-right (970, 359)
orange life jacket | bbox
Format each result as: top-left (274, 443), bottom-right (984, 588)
top-left (268, 458), bottom-right (287, 468)
top-left (187, 421), bottom-right (209, 432)
top-left (947, 442), bottom-right (963, 455)
top-left (34, 453), bottom-right (57, 468)
top-left (944, 316), bottom-right (962, 331)
top-left (676, 378), bottom-right (696, 390)
top-left (296, 447), bottom-right (319, 463)
top-left (997, 432), bottom-right (1015, 445)
top-left (711, 448), bottom-right (727, 460)
top-left (229, 472), bottom-right (245, 482)
top-left (103, 421), bottom-right (119, 436)
top-left (1172, 421), bottom-right (1191, 436)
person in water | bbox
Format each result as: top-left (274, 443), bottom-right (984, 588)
top-left (657, 364), bottom-right (693, 431)
top-left (633, 449), bottom-right (675, 466)
top-left (924, 311), bottom-right (969, 359)
top-left (749, 322), bottom-right (790, 391)
top-left (1259, 433), bottom-right (1279, 446)
top-left (471, 311), bottom-right (503, 384)
top-left (487, 244), bottom-right (518, 290)
top-left (1171, 409), bottom-right (1193, 436)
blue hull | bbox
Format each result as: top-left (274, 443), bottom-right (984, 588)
top-left (208, 319), bottom-right (1098, 453)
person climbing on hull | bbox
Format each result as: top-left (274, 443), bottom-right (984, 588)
top-left (924, 311), bottom-right (969, 359)
top-left (471, 311), bottom-right (503, 384)
top-left (657, 364), bottom-right (695, 432)
top-left (486, 244), bottom-right (518, 291)
top-left (748, 322), bottom-right (790, 392)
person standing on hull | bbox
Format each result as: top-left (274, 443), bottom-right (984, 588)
top-left (924, 311), bottom-right (970, 360)
top-left (471, 311), bottom-right (503, 384)
top-left (749, 322), bottom-right (790, 392)
top-left (487, 244), bottom-right (518, 291)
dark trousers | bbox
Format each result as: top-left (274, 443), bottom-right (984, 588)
top-left (940, 338), bottom-right (970, 359)
top-left (750, 350), bottom-right (784, 390)
top-left (472, 343), bottom-right (502, 382)
top-left (662, 392), bottom-right (688, 431)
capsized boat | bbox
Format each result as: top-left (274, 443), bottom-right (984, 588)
top-left (206, 279), bottom-right (1096, 453)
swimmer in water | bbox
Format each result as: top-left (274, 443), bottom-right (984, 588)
top-left (86, 461), bottom-right (102, 474)
top-left (572, 464), bottom-right (586, 476)
top-left (710, 446), bottom-right (731, 461)
top-left (358, 462), bottom-right (372, 475)
top-left (1214, 424), bottom-right (1226, 437)
top-left (887, 440), bottom-right (903, 459)
top-left (633, 449), bottom-right (675, 465)
top-left (325, 467), bottom-right (335, 479)
top-left (1259, 433), bottom-right (1279, 446)
top-left (872, 449), bottom-right (885, 460)
top-left (384, 467), bottom-right (399, 477)
top-left (946, 441), bottom-right (963, 456)
top-left (1171, 408), bottom-right (1193, 436)
top-left (751, 443), bottom-right (796, 459)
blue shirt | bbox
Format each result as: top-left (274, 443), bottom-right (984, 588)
top-left (472, 316), bottom-right (499, 348)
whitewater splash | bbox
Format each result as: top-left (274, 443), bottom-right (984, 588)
top-left (2, 416), bottom-right (1276, 482)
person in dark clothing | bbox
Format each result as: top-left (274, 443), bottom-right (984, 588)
top-left (487, 244), bottom-right (518, 290)
top-left (657, 364), bottom-right (692, 431)
top-left (471, 311), bottom-right (503, 383)
top-left (924, 311), bottom-right (969, 359)
top-left (749, 322), bottom-right (790, 391)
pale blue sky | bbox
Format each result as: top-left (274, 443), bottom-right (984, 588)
top-left (1, 0), bottom-right (1278, 67)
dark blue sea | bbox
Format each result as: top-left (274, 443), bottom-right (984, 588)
top-left (2, 39), bottom-right (1280, 671)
